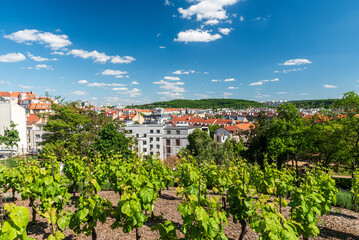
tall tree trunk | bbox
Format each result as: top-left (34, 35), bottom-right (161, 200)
top-left (92, 228), bottom-right (97, 240)
top-left (136, 227), bottom-right (140, 240)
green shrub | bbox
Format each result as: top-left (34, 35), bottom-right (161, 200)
top-left (335, 189), bottom-right (354, 210)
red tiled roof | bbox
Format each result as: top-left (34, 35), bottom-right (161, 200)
top-left (26, 114), bottom-right (40, 125)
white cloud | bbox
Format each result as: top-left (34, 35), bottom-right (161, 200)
top-left (164, 0), bottom-right (174, 6)
top-left (87, 82), bottom-right (126, 87)
top-left (227, 86), bottom-right (238, 89)
top-left (45, 88), bottom-right (56, 92)
top-left (127, 88), bottom-right (142, 97)
top-left (224, 78), bottom-right (235, 82)
top-left (131, 81), bottom-right (139, 85)
top-left (159, 46), bottom-right (166, 49)
top-left (158, 92), bottom-right (183, 98)
top-left (218, 27), bottom-right (233, 35)
top-left (178, 0), bottom-right (240, 21)
top-left (4, 29), bottom-right (71, 49)
top-left (277, 92), bottom-right (288, 95)
top-left (274, 67), bottom-right (307, 74)
top-left (174, 29), bottom-right (222, 43)
top-left (249, 81), bottom-right (263, 86)
top-left (101, 69), bottom-right (128, 78)
top-left (19, 84), bottom-right (33, 89)
top-left (71, 91), bottom-right (88, 96)
top-left (92, 97), bottom-right (98, 100)
top-left (323, 84), bottom-right (338, 89)
top-left (249, 78), bottom-right (279, 86)
top-left (281, 58), bottom-right (312, 66)
top-left (153, 80), bottom-right (185, 92)
top-left (51, 51), bottom-right (65, 55)
top-left (104, 96), bottom-right (119, 102)
top-left (164, 76), bottom-right (180, 81)
top-left (111, 55), bottom-right (136, 64)
top-left (223, 92), bottom-right (233, 98)
top-left (68, 49), bottom-right (135, 64)
top-left (35, 64), bottom-right (53, 70)
top-left (78, 80), bottom-right (88, 84)
top-left (0, 80), bottom-right (12, 85)
top-left (27, 52), bottom-right (57, 62)
top-left (112, 87), bottom-right (128, 91)
top-left (0, 53), bottom-right (26, 62)
top-left (211, 79), bottom-right (220, 82)
top-left (204, 19), bottom-right (220, 25)
top-left (173, 69), bottom-right (195, 74)
top-left (203, 72), bottom-right (209, 74)
top-left (239, 16), bottom-right (244, 21)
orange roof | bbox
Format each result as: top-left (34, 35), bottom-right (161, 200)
top-left (26, 114), bottom-right (40, 125)
top-left (236, 123), bottom-right (255, 130)
top-left (225, 125), bottom-right (240, 131)
top-left (28, 103), bottom-right (52, 110)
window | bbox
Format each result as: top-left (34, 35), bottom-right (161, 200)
top-left (150, 130), bottom-right (154, 133)
top-left (176, 139), bottom-right (180, 146)
top-left (143, 148), bottom-right (147, 152)
top-left (176, 130), bottom-right (180, 135)
top-left (129, 130), bottom-right (133, 133)
top-left (167, 130), bottom-right (171, 134)
top-left (136, 134), bottom-right (139, 138)
top-left (150, 137), bottom-right (153, 142)
top-left (166, 139), bottom-right (170, 146)
top-left (35, 134), bottom-right (40, 138)
top-left (166, 147), bottom-right (171, 154)
top-left (157, 130), bottom-right (160, 133)
top-left (156, 145), bottom-right (160, 149)
top-left (150, 145), bottom-right (153, 150)
top-left (143, 141), bottom-right (147, 145)
top-left (150, 152), bottom-right (154, 155)
top-left (144, 134), bottom-right (147, 137)
top-left (156, 137), bottom-right (160, 141)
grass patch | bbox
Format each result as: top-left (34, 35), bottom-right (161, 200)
top-left (335, 189), bottom-right (354, 210)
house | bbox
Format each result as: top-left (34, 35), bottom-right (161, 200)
top-left (26, 114), bottom-right (47, 154)
top-left (0, 102), bottom-right (27, 155)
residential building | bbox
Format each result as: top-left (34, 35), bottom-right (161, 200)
top-left (26, 114), bottom-right (47, 154)
top-left (125, 124), bottom-right (165, 159)
top-left (0, 102), bottom-right (27, 155)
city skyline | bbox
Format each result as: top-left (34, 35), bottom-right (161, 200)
top-left (1, 0), bottom-right (359, 105)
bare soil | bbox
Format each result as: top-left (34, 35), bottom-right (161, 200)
top-left (5, 187), bottom-right (359, 240)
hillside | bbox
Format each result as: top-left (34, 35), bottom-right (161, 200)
top-left (128, 99), bottom-right (265, 109)
top-left (289, 99), bottom-right (337, 109)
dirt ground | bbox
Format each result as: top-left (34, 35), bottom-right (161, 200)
top-left (5, 187), bottom-right (359, 240)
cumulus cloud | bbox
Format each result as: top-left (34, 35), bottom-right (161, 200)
top-left (0, 52), bottom-right (26, 62)
top-left (78, 80), bottom-right (88, 84)
top-left (224, 78), bottom-right (235, 82)
top-left (218, 27), bottom-right (233, 35)
top-left (178, 0), bottom-right (240, 21)
top-left (281, 58), bottom-right (312, 66)
top-left (51, 51), bottom-right (65, 55)
top-left (249, 81), bottom-right (263, 86)
top-left (124, 88), bottom-right (142, 97)
top-left (27, 52), bottom-right (57, 62)
top-left (211, 79), bottom-right (220, 82)
top-left (159, 46), bottom-right (166, 49)
top-left (164, 0), bottom-right (174, 6)
top-left (131, 81), bottom-right (139, 85)
top-left (175, 29), bottom-right (221, 43)
top-left (4, 29), bottom-right (71, 49)
top-left (153, 80), bottom-right (185, 93)
top-left (204, 19), bottom-right (220, 25)
top-left (323, 84), bottom-right (337, 89)
top-left (71, 91), bottom-right (88, 95)
top-left (223, 92), bottom-right (233, 98)
top-left (227, 86), bottom-right (238, 89)
top-left (173, 69), bottom-right (195, 74)
top-left (35, 64), bottom-right (53, 70)
top-left (101, 69), bottom-right (128, 78)
top-left (0, 80), bottom-right (12, 85)
top-left (67, 49), bottom-right (135, 64)
top-left (164, 76), bottom-right (180, 81)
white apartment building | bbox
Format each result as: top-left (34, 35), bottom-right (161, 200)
top-left (125, 124), bottom-right (166, 159)
top-left (26, 114), bottom-right (47, 154)
top-left (0, 102), bottom-right (27, 155)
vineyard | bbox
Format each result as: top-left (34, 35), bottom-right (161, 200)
top-left (0, 152), bottom-right (356, 240)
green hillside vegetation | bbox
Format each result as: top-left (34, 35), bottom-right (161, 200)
top-left (289, 99), bottom-right (337, 108)
top-left (128, 98), bottom-right (265, 109)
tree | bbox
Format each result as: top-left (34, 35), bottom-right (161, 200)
top-left (1, 121), bottom-right (20, 156)
top-left (94, 122), bottom-right (134, 158)
top-left (42, 103), bottom-right (110, 157)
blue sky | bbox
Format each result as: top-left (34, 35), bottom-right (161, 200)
top-left (1, 0), bottom-right (359, 106)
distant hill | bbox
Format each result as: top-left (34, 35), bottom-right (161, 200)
top-left (127, 99), bottom-right (265, 109)
top-left (289, 99), bottom-right (337, 109)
